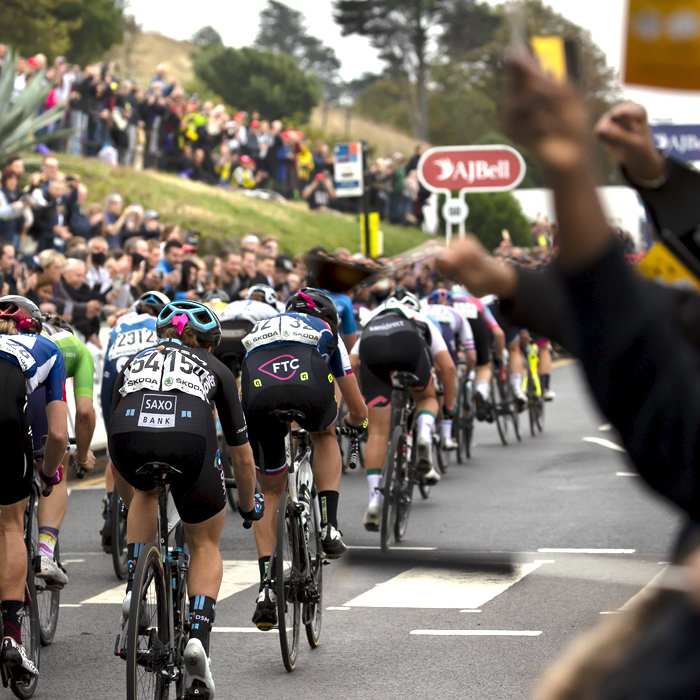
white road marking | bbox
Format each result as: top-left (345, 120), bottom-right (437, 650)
top-left (80, 560), bottom-right (258, 605)
top-left (59, 604), bottom-right (82, 608)
top-left (537, 549), bottom-right (635, 554)
top-left (599, 611), bottom-right (621, 615)
top-left (616, 472), bottom-right (638, 477)
top-left (619, 567), bottom-right (669, 610)
top-left (346, 545), bottom-right (437, 551)
top-left (583, 437), bottom-right (626, 453)
top-left (344, 563), bottom-right (542, 609)
top-left (326, 606), bottom-right (351, 611)
top-left (598, 423), bottom-right (613, 431)
top-left (61, 559), bottom-right (85, 564)
top-left (460, 609), bottom-right (482, 613)
top-left (212, 627), bottom-right (293, 633)
top-left (411, 630), bottom-right (542, 637)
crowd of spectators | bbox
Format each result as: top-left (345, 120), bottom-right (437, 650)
top-left (0, 46), bottom-right (429, 227)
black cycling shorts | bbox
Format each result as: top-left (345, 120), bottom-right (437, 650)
top-left (468, 314), bottom-right (492, 367)
top-left (359, 316), bottom-right (432, 407)
top-left (0, 363), bottom-right (35, 506)
top-left (214, 319), bottom-right (254, 376)
top-left (241, 345), bottom-right (337, 475)
top-left (109, 391), bottom-right (225, 524)
top-left (488, 302), bottom-right (521, 347)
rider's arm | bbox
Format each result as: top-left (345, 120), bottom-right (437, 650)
top-left (434, 349), bottom-right (456, 410)
top-left (229, 444), bottom-right (256, 514)
top-left (44, 400), bottom-right (69, 477)
top-left (348, 337), bottom-right (360, 375)
top-left (73, 344), bottom-right (96, 469)
top-left (336, 374), bottom-right (367, 426)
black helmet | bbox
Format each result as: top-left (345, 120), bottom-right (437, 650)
top-left (0, 295), bottom-right (42, 334)
top-left (156, 300), bottom-right (222, 348)
top-left (41, 312), bottom-right (74, 334)
top-left (135, 291), bottom-right (170, 316)
top-left (285, 288), bottom-right (339, 344)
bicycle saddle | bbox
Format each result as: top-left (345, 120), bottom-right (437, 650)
top-left (392, 371), bottom-right (421, 388)
top-left (135, 462), bottom-right (182, 479)
top-left (269, 409), bottom-right (306, 424)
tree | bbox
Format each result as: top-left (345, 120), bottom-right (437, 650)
top-left (256, 1), bottom-right (342, 101)
top-left (460, 192), bottom-right (530, 250)
top-left (193, 46), bottom-right (320, 122)
top-left (191, 26), bottom-right (223, 48)
top-left (333, 0), bottom-right (499, 140)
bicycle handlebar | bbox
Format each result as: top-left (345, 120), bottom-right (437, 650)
top-left (336, 425), bottom-right (362, 470)
top-left (224, 477), bottom-right (257, 529)
top-left (34, 437), bottom-right (77, 497)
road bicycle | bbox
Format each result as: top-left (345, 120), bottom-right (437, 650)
top-left (111, 485), bottom-right (128, 580)
top-left (116, 461), bottom-right (251, 699)
top-left (523, 341), bottom-right (545, 436)
top-left (267, 409), bottom-right (361, 672)
top-left (490, 357), bottom-right (521, 446)
top-left (455, 362), bottom-right (475, 462)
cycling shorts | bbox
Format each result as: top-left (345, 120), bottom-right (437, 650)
top-left (0, 363), bottom-right (35, 506)
top-left (109, 391), bottom-right (225, 524)
top-left (489, 303), bottom-right (522, 348)
top-left (531, 333), bottom-right (550, 348)
top-left (468, 314), bottom-right (492, 367)
top-left (241, 345), bottom-right (337, 475)
top-left (359, 317), bottom-right (432, 407)
top-left (214, 319), bottom-right (254, 377)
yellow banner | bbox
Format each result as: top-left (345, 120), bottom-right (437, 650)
top-left (360, 213), bottom-right (383, 258)
top-left (625, 0), bottom-right (700, 90)
top-left (637, 242), bottom-right (700, 292)
top-left (530, 36), bottom-right (567, 84)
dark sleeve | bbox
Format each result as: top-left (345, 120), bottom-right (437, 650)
top-left (211, 356), bottom-right (248, 446)
top-left (111, 361), bottom-right (128, 417)
top-left (563, 242), bottom-right (700, 520)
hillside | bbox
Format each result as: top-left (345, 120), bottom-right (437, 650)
top-left (60, 155), bottom-right (425, 256)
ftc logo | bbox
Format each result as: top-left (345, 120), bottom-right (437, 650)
top-left (259, 354), bottom-right (300, 381)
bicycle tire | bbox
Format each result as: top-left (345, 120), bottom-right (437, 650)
top-left (535, 396), bottom-right (545, 433)
top-left (275, 492), bottom-right (300, 672)
top-left (394, 431), bottom-right (414, 542)
top-left (491, 374), bottom-right (509, 445)
top-left (463, 383), bottom-right (475, 460)
top-left (9, 549), bottom-right (40, 699)
top-left (218, 436), bottom-right (238, 512)
top-left (304, 492), bottom-right (323, 649)
top-left (111, 486), bottom-right (128, 580)
top-left (380, 427), bottom-right (400, 551)
top-left (126, 544), bottom-right (170, 700)
top-left (508, 379), bottom-right (522, 443)
top-left (527, 373), bottom-right (537, 437)
top-left (455, 377), bottom-right (465, 464)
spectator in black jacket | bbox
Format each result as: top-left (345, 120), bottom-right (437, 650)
top-left (52, 258), bottom-right (103, 346)
top-left (30, 176), bottom-right (72, 252)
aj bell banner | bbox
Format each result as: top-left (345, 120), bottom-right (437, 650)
top-left (651, 125), bottom-right (700, 162)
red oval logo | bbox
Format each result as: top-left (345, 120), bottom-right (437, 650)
top-left (417, 145), bottom-right (526, 192)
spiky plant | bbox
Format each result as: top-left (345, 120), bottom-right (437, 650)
top-left (0, 46), bottom-right (71, 162)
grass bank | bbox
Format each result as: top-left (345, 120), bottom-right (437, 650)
top-left (60, 155), bottom-right (426, 255)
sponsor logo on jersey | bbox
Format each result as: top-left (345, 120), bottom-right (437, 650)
top-left (368, 320), bottom-right (404, 332)
top-left (254, 379), bottom-right (262, 387)
top-left (301, 372), bottom-right (309, 381)
top-left (258, 354), bottom-right (300, 380)
top-left (138, 393), bottom-right (177, 429)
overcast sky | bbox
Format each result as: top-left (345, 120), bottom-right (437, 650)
top-left (127, 0), bottom-right (700, 124)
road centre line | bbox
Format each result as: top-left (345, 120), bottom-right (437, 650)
top-left (411, 630), bottom-right (542, 637)
top-left (61, 559), bottom-right (85, 564)
top-left (460, 609), bottom-right (482, 613)
top-left (326, 607), bottom-right (351, 610)
top-left (213, 627), bottom-right (293, 633)
top-left (346, 545), bottom-right (437, 551)
top-left (582, 437), bottom-right (626, 453)
top-left (537, 548), bottom-right (635, 554)
top-left (616, 472), bottom-right (638, 477)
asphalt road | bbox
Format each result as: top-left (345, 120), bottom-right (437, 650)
top-left (13, 362), bottom-right (682, 700)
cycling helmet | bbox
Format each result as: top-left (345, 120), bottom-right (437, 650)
top-left (156, 300), bottom-right (222, 348)
top-left (0, 295), bottom-right (42, 334)
top-left (428, 288), bottom-right (453, 305)
top-left (285, 287), bottom-right (339, 342)
top-left (200, 289), bottom-right (231, 304)
top-left (135, 290), bottom-right (170, 316)
top-left (41, 312), bottom-right (74, 334)
top-left (387, 286), bottom-right (420, 311)
top-left (246, 284), bottom-right (278, 307)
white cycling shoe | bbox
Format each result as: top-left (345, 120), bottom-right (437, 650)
top-left (35, 556), bottom-right (68, 588)
top-left (423, 466), bottom-right (441, 486)
top-left (0, 637), bottom-right (38, 679)
top-left (120, 591), bottom-right (149, 631)
top-left (415, 434), bottom-right (433, 476)
top-left (363, 501), bottom-right (381, 532)
top-left (183, 637), bottom-right (215, 699)
top-left (442, 436), bottom-right (458, 451)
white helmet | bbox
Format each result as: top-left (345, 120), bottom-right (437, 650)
top-left (246, 284), bottom-right (278, 307)
top-left (386, 286), bottom-right (420, 311)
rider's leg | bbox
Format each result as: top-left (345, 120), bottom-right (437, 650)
top-left (183, 508), bottom-right (225, 655)
top-left (508, 339), bottom-right (526, 402)
top-left (413, 383), bottom-right (440, 481)
top-left (124, 486), bottom-right (159, 594)
top-left (474, 363), bottom-right (492, 401)
top-left (253, 471), bottom-right (288, 586)
top-left (310, 424), bottom-right (341, 528)
top-left (112, 461), bottom-right (136, 510)
top-left (35, 455), bottom-right (69, 584)
top-left (364, 404), bottom-right (392, 502)
top-left (0, 499), bottom-right (28, 639)
top-left (538, 342), bottom-right (554, 398)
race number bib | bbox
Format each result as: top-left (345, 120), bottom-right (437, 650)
top-left (120, 347), bottom-right (215, 402)
top-left (108, 328), bottom-right (158, 360)
top-left (427, 306), bottom-right (455, 324)
top-left (0, 336), bottom-right (36, 372)
top-left (243, 316), bottom-right (322, 352)
top-left (457, 302), bottom-right (479, 320)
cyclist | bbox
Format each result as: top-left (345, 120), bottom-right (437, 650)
top-left (452, 288), bottom-right (506, 422)
top-left (534, 334), bottom-right (555, 401)
top-left (240, 288), bottom-right (367, 630)
top-left (27, 313), bottom-right (96, 589)
top-left (348, 287), bottom-right (455, 531)
top-left (424, 288), bottom-right (477, 449)
top-left (214, 284), bottom-right (279, 378)
top-left (109, 300), bottom-right (260, 698)
top-left (99, 291), bottom-right (170, 549)
top-left (0, 296), bottom-right (67, 684)
top-left (325, 289), bottom-right (358, 351)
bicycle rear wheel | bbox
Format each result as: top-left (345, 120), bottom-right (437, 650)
top-left (9, 549), bottom-right (40, 700)
top-left (304, 492), bottom-right (323, 649)
top-left (275, 492), bottom-right (300, 672)
top-left (126, 544), bottom-right (170, 700)
top-left (491, 374), bottom-right (509, 445)
top-left (111, 486), bottom-right (128, 580)
top-left (380, 427), bottom-right (400, 551)
top-left (394, 432), bottom-right (414, 542)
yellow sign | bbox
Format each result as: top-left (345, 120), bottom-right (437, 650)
top-left (637, 242), bottom-right (700, 292)
top-left (360, 213), bottom-right (383, 257)
top-left (625, 0), bottom-right (700, 89)
top-left (530, 36), bottom-right (567, 83)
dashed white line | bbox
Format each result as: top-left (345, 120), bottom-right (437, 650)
top-left (537, 548), bottom-right (635, 554)
top-left (59, 604), bottom-right (82, 608)
top-left (326, 606), bottom-right (351, 611)
top-left (411, 630), bottom-right (542, 637)
top-left (583, 437), bottom-right (626, 453)
top-left (616, 472), bottom-right (638, 477)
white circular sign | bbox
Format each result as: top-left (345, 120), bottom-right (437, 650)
top-left (442, 198), bottom-right (469, 224)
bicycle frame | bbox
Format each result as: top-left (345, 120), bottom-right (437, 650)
top-left (523, 343), bottom-right (542, 397)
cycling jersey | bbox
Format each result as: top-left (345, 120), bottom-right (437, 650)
top-left (423, 304), bottom-right (475, 363)
top-left (41, 326), bottom-right (94, 399)
top-left (219, 299), bottom-right (277, 325)
top-left (454, 294), bottom-right (500, 366)
top-left (0, 334), bottom-right (66, 402)
top-left (454, 294), bottom-right (500, 331)
top-left (325, 291), bottom-right (357, 337)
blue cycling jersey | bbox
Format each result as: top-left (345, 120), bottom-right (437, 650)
top-left (325, 292), bottom-right (357, 336)
top-left (0, 333), bottom-right (66, 403)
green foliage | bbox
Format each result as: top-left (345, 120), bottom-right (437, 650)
top-left (353, 79), bottom-right (412, 134)
top-left (0, 0), bottom-right (123, 64)
top-left (462, 192), bottom-right (531, 250)
top-left (0, 48), bottom-right (69, 163)
top-left (191, 26), bottom-right (223, 49)
top-left (193, 46), bottom-right (321, 122)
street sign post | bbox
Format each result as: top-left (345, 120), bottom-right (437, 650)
top-left (333, 142), bottom-right (364, 198)
top-left (417, 145), bottom-right (526, 243)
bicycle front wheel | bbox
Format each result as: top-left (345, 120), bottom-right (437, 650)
top-left (304, 492), bottom-right (323, 649)
top-left (380, 427), bottom-right (400, 551)
top-left (275, 492), bottom-right (300, 672)
top-left (491, 374), bottom-right (509, 445)
top-left (394, 430), bottom-right (414, 542)
top-left (111, 487), bottom-right (128, 580)
top-left (126, 544), bottom-right (170, 700)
